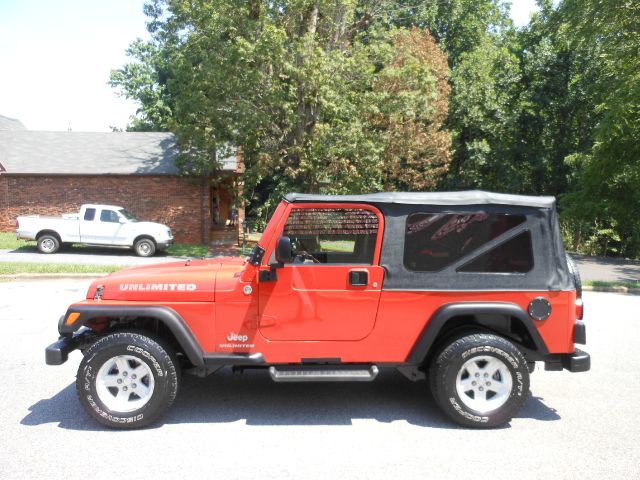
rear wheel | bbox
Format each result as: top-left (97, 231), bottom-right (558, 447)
top-left (429, 333), bottom-right (530, 428)
top-left (37, 234), bottom-right (60, 254)
top-left (76, 332), bottom-right (179, 429)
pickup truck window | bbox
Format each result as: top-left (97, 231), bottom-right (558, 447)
top-left (404, 212), bottom-right (527, 272)
top-left (100, 210), bottom-right (120, 223)
top-left (283, 208), bottom-right (378, 264)
top-left (83, 208), bottom-right (96, 221)
top-left (119, 209), bottom-right (138, 222)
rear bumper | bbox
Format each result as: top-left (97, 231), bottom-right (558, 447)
top-left (544, 348), bottom-right (591, 372)
top-left (561, 348), bottom-right (591, 372)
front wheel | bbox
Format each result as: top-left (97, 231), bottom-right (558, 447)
top-left (76, 332), bottom-right (180, 429)
top-left (134, 238), bottom-right (156, 257)
top-left (429, 333), bottom-right (530, 428)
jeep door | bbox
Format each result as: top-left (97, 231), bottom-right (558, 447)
top-left (258, 204), bottom-right (384, 342)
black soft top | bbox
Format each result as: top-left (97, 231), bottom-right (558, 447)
top-left (284, 190), bottom-right (555, 209)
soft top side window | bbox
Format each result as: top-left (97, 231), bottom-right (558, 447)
top-left (457, 231), bottom-right (533, 273)
top-left (404, 212), bottom-right (528, 272)
top-left (282, 208), bottom-right (378, 265)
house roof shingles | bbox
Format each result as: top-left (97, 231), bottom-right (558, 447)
top-left (0, 131), bottom-right (237, 175)
top-left (0, 115), bottom-right (27, 131)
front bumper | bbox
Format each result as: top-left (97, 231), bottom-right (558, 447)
top-left (45, 336), bottom-right (78, 365)
top-left (156, 238), bottom-right (174, 250)
top-left (45, 329), bottom-right (96, 365)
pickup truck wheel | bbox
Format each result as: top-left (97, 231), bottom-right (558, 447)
top-left (134, 238), bottom-right (156, 257)
top-left (37, 234), bottom-right (60, 254)
top-left (76, 332), bottom-right (179, 429)
top-left (429, 333), bottom-right (530, 428)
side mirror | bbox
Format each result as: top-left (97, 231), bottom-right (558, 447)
top-left (119, 217), bottom-right (127, 224)
top-left (276, 236), bottom-right (292, 264)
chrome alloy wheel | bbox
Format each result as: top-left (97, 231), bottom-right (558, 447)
top-left (455, 355), bottom-right (513, 414)
top-left (137, 241), bottom-right (152, 256)
top-left (40, 238), bottom-right (56, 252)
top-left (95, 355), bottom-right (155, 413)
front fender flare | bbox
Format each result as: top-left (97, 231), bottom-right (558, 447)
top-left (59, 305), bottom-right (205, 367)
top-left (406, 302), bottom-right (549, 365)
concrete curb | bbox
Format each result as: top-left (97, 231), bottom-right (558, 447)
top-left (583, 285), bottom-right (640, 295)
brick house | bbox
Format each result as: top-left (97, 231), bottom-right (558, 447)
top-left (0, 118), bottom-right (243, 245)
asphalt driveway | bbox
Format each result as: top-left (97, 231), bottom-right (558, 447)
top-left (0, 280), bottom-right (638, 479)
top-left (570, 253), bottom-right (640, 282)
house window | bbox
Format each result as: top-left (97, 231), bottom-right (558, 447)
top-left (404, 212), bottom-right (527, 272)
top-left (283, 208), bottom-right (378, 264)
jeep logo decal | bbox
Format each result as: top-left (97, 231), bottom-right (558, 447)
top-left (227, 332), bottom-right (249, 342)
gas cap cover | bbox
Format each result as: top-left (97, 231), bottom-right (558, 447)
top-left (528, 297), bottom-right (552, 321)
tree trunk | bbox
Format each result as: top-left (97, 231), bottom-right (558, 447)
top-left (199, 173), bottom-right (206, 245)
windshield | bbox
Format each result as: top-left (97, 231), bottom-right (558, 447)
top-left (118, 209), bottom-right (139, 222)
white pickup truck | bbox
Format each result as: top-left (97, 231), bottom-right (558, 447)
top-left (16, 204), bottom-right (174, 257)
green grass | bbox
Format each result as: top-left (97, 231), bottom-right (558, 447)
top-left (584, 280), bottom-right (640, 289)
top-left (320, 240), bottom-right (355, 253)
top-left (166, 243), bottom-right (210, 257)
top-left (0, 232), bottom-right (34, 250)
top-left (0, 262), bottom-right (125, 275)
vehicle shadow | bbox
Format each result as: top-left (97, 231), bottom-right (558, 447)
top-left (21, 369), bottom-right (560, 431)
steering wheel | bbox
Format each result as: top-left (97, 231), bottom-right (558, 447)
top-left (294, 251), bottom-right (321, 264)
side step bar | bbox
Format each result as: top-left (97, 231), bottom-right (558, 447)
top-left (269, 365), bottom-right (379, 382)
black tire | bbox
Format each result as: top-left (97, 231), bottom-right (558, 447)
top-left (134, 237), bottom-right (156, 257)
top-left (429, 333), bottom-right (530, 428)
top-left (566, 254), bottom-right (582, 298)
top-left (76, 332), bottom-right (180, 429)
top-left (37, 234), bottom-right (60, 254)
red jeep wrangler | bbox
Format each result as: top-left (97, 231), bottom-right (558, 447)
top-left (46, 191), bottom-right (589, 429)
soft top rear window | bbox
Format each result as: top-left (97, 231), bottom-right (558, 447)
top-left (404, 212), bottom-right (527, 272)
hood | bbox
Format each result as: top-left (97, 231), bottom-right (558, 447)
top-left (87, 257), bottom-right (248, 302)
top-left (131, 221), bottom-right (171, 234)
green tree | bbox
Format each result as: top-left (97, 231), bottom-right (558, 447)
top-left (558, 0), bottom-right (640, 256)
top-left (112, 1), bottom-right (453, 226)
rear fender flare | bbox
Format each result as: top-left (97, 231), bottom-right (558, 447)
top-left (406, 302), bottom-right (549, 365)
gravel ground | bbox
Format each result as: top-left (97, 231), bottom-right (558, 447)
top-left (0, 280), bottom-right (638, 480)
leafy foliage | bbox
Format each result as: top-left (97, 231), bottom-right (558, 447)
top-left (111, 0), bottom-right (640, 257)
top-left (111, 1), bottom-right (453, 226)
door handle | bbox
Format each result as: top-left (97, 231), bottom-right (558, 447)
top-left (349, 270), bottom-right (368, 286)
